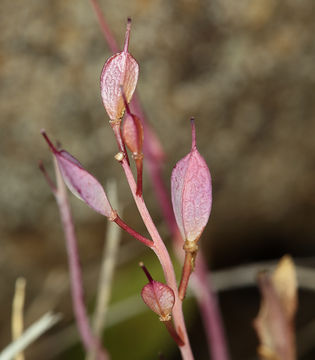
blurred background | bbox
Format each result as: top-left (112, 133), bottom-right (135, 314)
top-left (0, 0), bottom-right (315, 359)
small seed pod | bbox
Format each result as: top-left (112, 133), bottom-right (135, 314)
top-left (100, 18), bottom-right (139, 121)
top-left (140, 263), bottom-right (175, 321)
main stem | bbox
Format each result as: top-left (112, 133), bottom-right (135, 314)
top-left (88, 3), bottom-right (228, 356)
top-left (119, 158), bottom-right (194, 360)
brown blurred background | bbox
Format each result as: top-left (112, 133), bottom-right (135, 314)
top-left (0, 0), bottom-right (315, 359)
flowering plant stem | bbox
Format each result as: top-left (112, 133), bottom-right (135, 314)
top-left (89, 2), bottom-right (229, 358)
top-left (52, 159), bottom-right (108, 360)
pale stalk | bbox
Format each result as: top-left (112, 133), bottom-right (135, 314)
top-left (11, 278), bottom-right (26, 360)
top-left (0, 313), bottom-right (61, 360)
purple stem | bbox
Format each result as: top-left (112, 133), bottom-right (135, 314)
top-left (193, 254), bottom-right (230, 360)
top-left (88, 0), bottom-right (119, 53)
top-left (139, 262), bottom-right (154, 283)
top-left (53, 159), bottom-right (108, 360)
top-left (114, 214), bottom-right (153, 247)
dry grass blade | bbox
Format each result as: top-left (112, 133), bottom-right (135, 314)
top-left (11, 278), bottom-right (26, 360)
top-left (0, 312), bottom-right (61, 360)
top-left (253, 255), bottom-right (297, 360)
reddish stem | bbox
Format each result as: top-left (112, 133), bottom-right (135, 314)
top-left (41, 130), bottom-right (58, 155)
top-left (178, 252), bottom-right (194, 301)
top-left (164, 320), bottom-right (185, 347)
top-left (135, 157), bottom-right (143, 197)
top-left (113, 214), bottom-right (153, 247)
top-left (88, 0), bottom-right (119, 53)
top-left (193, 256), bottom-right (230, 360)
top-left (139, 262), bottom-right (154, 283)
top-left (39, 161), bottom-right (57, 194)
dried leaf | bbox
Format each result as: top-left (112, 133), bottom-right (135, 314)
top-left (171, 119), bottom-right (212, 242)
top-left (254, 255), bottom-right (297, 360)
top-left (272, 255), bottom-right (297, 318)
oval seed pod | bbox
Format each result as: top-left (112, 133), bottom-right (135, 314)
top-left (171, 119), bottom-right (212, 243)
top-left (140, 263), bottom-right (175, 321)
top-left (41, 131), bottom-right (113, 218)
top-left (141, 281), bottom-right (175, 321)
top-left (100, 18), bottom-right (139, 121)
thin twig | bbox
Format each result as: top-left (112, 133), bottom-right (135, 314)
top-left (193, 255), bottom-right (230, 360)
top-left (88, 0), bottom-right (119, 53)
top-left (87, 181), bottom-right (122, 360)
top-left (11, 278), bottom-right (26, 360)
top-left (113, 214), bottom-right (153, 247)
top-left (0, 312), bottom-right (61, 360)
top-left (52, 158), bottom-right (108, 360)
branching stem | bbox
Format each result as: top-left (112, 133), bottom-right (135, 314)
top-left (113, 131), bottom-right (194, 360)
top-left (113, 214), bottom-right (153, 247)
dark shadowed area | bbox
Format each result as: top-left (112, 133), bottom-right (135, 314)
top-left (0, 0), bottom-right (315, 359)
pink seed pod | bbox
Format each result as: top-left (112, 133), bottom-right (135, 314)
top-left (171, 119), bottom-right (212, 243)
top-left (41, 131), bottom-right (113, 218)
top-left (140, 263), bottom-right (175, 321)
top-left (100, 18), bottom-right (139, 121)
